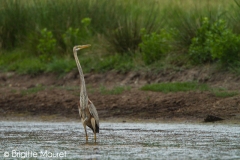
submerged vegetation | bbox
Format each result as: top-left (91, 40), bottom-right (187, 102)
top-left (1, 0), bottom-right (240, 74)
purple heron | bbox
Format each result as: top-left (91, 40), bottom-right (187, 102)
top-left (73, 45), bottom-right (99, 142)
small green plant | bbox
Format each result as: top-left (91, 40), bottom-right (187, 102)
top-left (62, 27), bottom-right (81, 53)
top-left (21, 84), bottom-right (45, 95)
top-left (139, 28), bottom-right (173, 64)
top-left (189, 17), bottom-right (240, 65)
top-left (188, 17), bottom-right (212, 64)
top-left (213, 91), bottom-right (238, 98)
top-left (209, 19), bottom-right (240, 65)
top-left (62, 18), bottom-right (92, 53)
top-left (37, 28), bottom-right (57, 62)
top-left (81, 17), bottom-right (91, 30)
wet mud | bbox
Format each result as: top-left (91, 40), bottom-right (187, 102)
top-left (1, 71), bottom-right (240, 123)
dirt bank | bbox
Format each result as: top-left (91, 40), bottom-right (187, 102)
top-left (0, 68), bottom-right (240, 123)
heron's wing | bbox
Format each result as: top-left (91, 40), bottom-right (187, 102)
top-left (88, 101), bottom-right (99, 127)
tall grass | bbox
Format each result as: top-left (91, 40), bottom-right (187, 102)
top-left (104, 1), bottom-right (163, 54)
top-left (0, 0), bottom-right (162, 52)
top-left (167, 1), bottom-right (230, 54)
top-left (0, 0), bottom-right (32, 49)
top-left (0, 0), bottom-right (236, 51)
top-left (1, 0), bottom-right (240, 74)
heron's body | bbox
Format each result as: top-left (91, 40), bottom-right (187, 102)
top-left (78, 99), bottom-right (99, 133)
top-left (73, 45), bottom-right (99, 142)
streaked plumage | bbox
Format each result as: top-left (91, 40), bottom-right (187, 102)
top-left (73, 45), bottom-right (99, 142)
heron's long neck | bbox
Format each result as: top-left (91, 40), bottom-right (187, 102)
top-left (73, 50), bottom-right (88, 99)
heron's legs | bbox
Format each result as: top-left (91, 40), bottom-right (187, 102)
top-left (82, 115), bottom-right (89, 142)
top-left (91, 118), bottom-right (97, 142)
top-left (94, 133), bottom-right (96, 143)
top-left (83, 123), bottom-right (88, 142)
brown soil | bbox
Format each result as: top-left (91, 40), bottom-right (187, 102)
top-left (0, 67), bottom-right (240, 123)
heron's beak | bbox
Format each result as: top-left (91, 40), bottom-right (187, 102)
top-left (76, 44), bottom-right (91, 50)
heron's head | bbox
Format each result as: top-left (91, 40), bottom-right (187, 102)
top-left (73, 44), bottom-right (91, 51)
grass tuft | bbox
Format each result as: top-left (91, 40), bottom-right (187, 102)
top-left (141, 82), bottom-right (209, 93)
top-left (141, 82), bottom-right (238, 97)
top-left (212, 90), bottom-right (239, 98)
top-left (21, 85), bottom-right (45, 95)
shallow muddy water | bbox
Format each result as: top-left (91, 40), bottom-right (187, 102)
top-left (0, 121), bottom-right (240, 159)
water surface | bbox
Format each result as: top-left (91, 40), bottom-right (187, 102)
top-left (0, 121), bottom-right (239, 159)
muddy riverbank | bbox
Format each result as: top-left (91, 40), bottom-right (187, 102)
top-left (0, 70), bottom-right (240, 123)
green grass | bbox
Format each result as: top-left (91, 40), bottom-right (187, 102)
top-left (45, 58), bottom-right (76, 74)
top-left (212, 90), bottom-right (239, 98)
top-left (141, 82), bottom-right (209, 93)
top-left (0, 50), bottom-right (74, 75)
top-left (21, 85), bottom-right (45, 95)
top-left (0, 50), bottom-right (45, 74)
top-left (95, 54), bottom-right (135, 73)
top-left (141, 82), bottom-right (238, 97)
